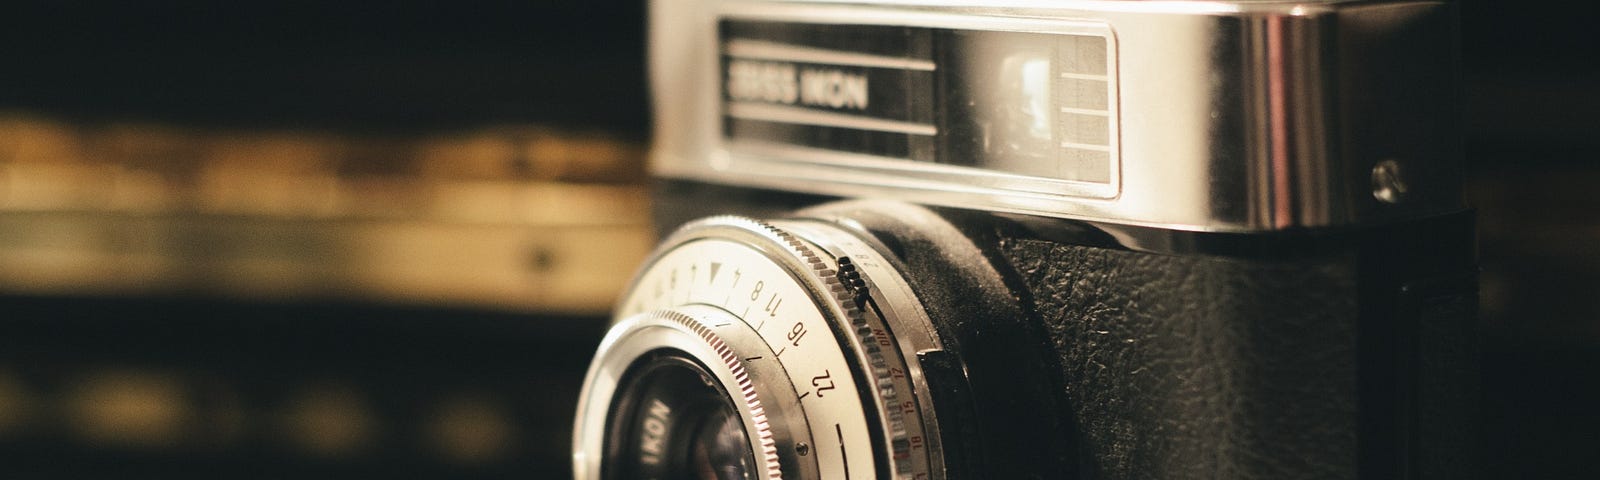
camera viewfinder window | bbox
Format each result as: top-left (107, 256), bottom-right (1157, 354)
top-left (720, 20), bottom-right (1118, 192)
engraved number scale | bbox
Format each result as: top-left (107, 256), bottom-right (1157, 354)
top-left (612, 216), bottom-right (939, 480)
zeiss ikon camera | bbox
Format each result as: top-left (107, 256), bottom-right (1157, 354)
top-left (575, 1), bottom-right (1475, 479)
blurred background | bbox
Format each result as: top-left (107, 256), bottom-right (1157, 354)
top-left (0, 1), bottom-right (1592, 478)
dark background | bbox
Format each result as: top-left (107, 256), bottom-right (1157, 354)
top-left (0, 0), bottom-right (1595, 478)
top-left (0, 1), bottom-right (650, 133)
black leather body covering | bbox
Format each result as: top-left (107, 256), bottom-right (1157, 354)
top-left (656, 182), bottom-right (1478, 480)
top-left (995, 228), bottom-right (1363, 479)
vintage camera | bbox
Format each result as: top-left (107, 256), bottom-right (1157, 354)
top-left (575, 1), bottom-right (1476, 479)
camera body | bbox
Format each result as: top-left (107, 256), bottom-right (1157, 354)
top-left (576, 1), bottom-right (1476, 479)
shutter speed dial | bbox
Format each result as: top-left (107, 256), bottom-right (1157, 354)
top-left (574, 216), bottom-right (944, 480)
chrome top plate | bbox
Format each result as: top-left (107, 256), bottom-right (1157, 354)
top-left (650, 0), bottom-right (1463, 232)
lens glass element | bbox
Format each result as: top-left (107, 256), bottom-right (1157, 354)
top-left (688, 402), bottom-right (751, 480)
top-left (603, 350), bottom-right (755, 480)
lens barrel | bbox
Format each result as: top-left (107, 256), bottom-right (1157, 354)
top-left (602, 352), bottom-right (755, 480)
top-left (575, 214), bottom-right (944, 480)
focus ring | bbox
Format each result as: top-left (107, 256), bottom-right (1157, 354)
top-left (590, 215), bottom-right (917, 480)
top-left (738, 215), bottom-right (935, 480)
top-left (648, 309), bottom-right (784, 479)
top-left (773, 217), bottom-right (943, 480)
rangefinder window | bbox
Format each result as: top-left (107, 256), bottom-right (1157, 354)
top-left (720, 19), bottom-right (1120, 193)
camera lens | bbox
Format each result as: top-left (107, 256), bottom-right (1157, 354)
top-left (686, 401), bottom-right (751, 480)
top-left (575, 217), bottom-right (946, 480)
top-left (603, 350), bottom-right (755, 480)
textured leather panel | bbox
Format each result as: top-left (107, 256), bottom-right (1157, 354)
top-left (998, 238), bottom-right (1361, 479)
top-left (663, 188), bottom-right (1475, 479)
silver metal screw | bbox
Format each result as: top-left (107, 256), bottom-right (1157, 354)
top-left (1372, 159), bottom-right (1408, 204)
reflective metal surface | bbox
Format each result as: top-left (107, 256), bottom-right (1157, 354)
top-left (582, 215), bottom-right (946, 479)
top-left (651, 0), bottom-right (1463, 232)
top-left (574, 307), bottom-right (792, 480)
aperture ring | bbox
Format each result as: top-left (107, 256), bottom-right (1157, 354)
top-left (574, 306), bottom-right (804, 480)
top-left (649, 308), bottom-right (783, 479)
top-left (773, 218), bottom-right (945, 480)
